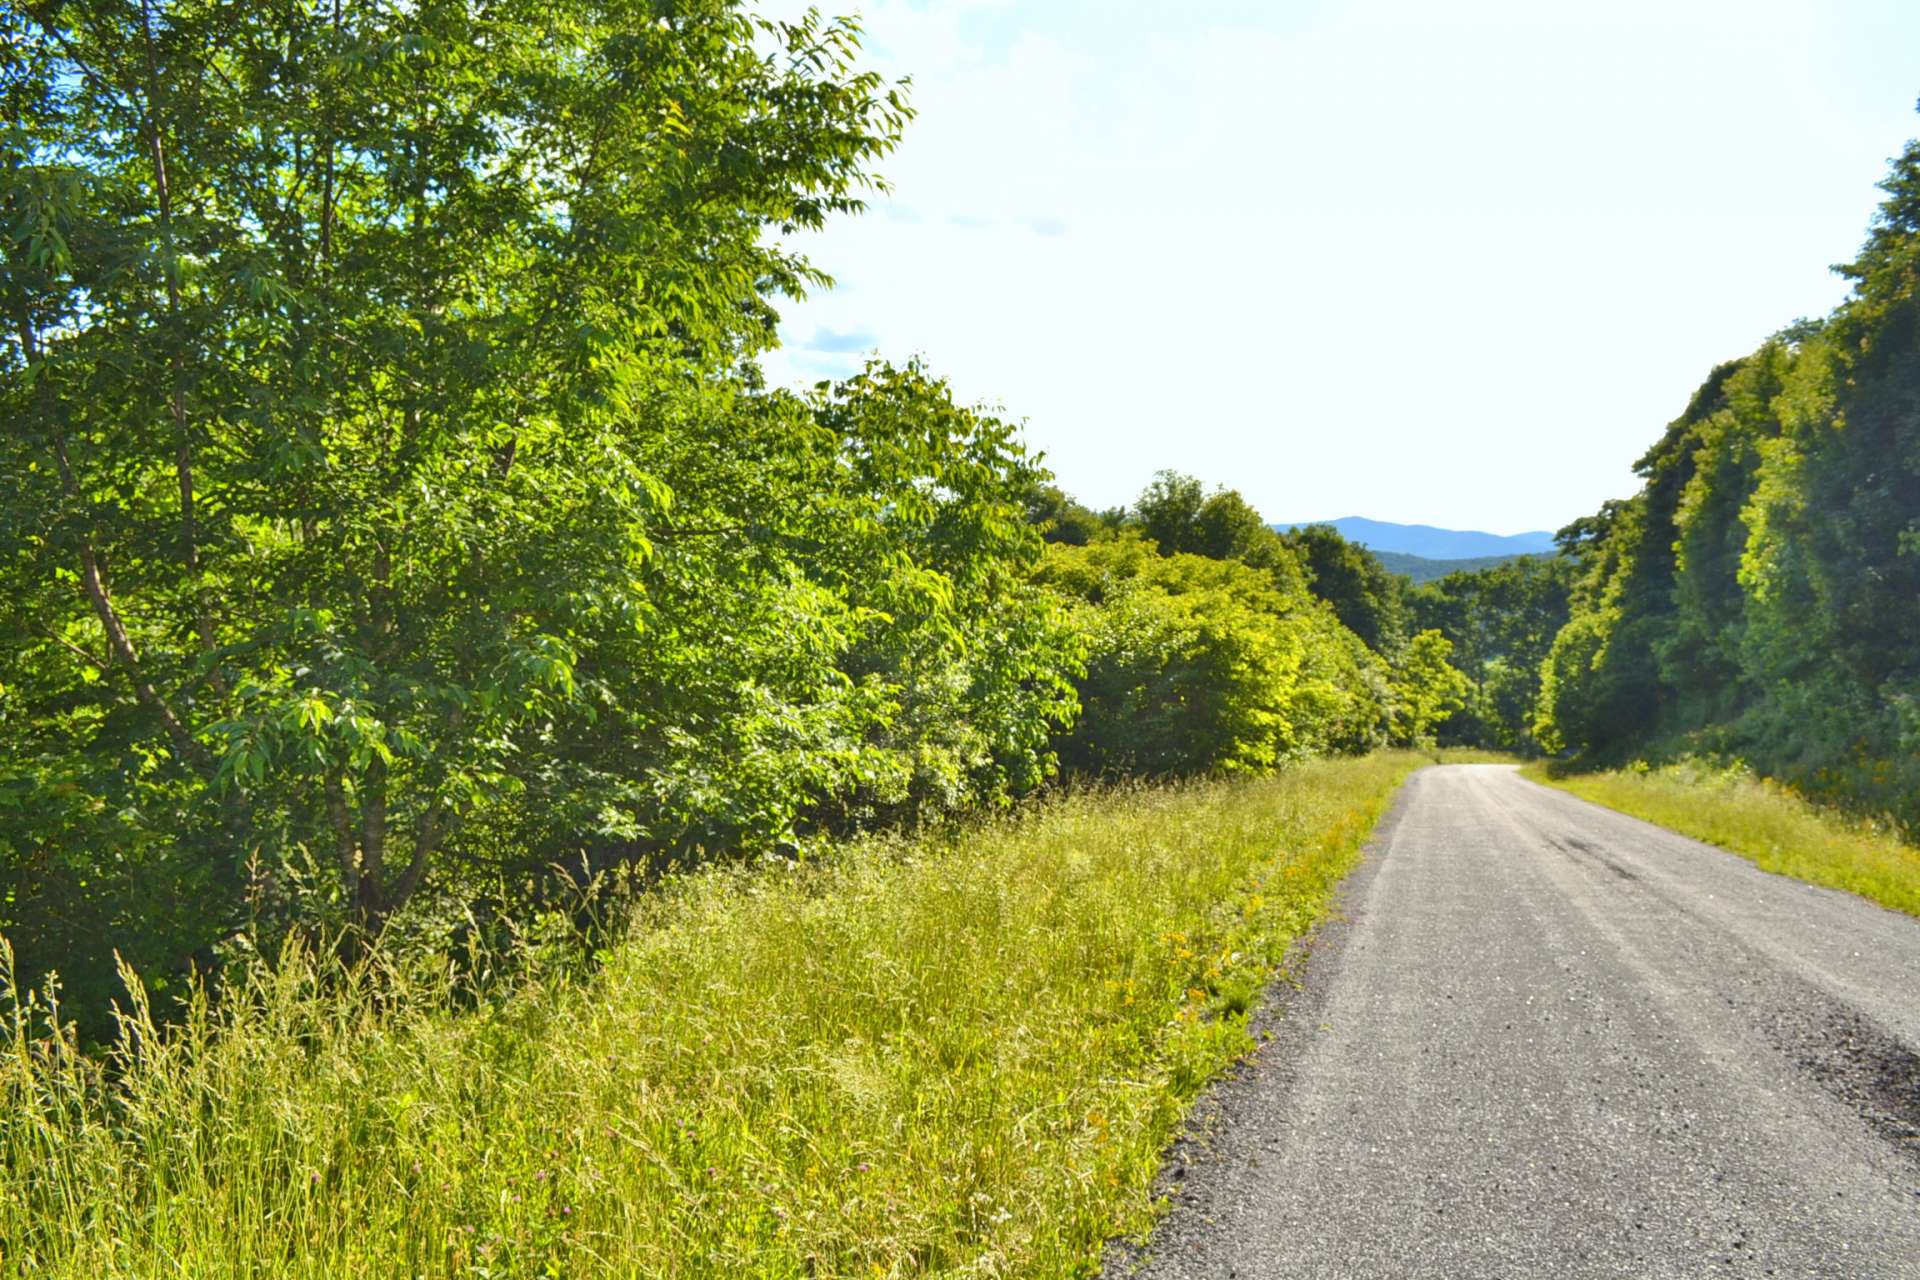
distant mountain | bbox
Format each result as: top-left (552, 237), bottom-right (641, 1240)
top-left (1274, 517), bottom-right (1556, 560)
top-left (1371, 550), bottom-right (1541, 584)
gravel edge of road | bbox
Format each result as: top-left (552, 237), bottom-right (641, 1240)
top-left (1097, 774), bottom-right (1418, 1277)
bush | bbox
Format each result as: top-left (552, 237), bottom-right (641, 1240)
top-left (1040, 537), bottom-right (1387, 775)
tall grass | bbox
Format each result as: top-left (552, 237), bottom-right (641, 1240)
top-left (1, 753), bottom-right (1423, 1278)
top-left (1425, 747), bottom-right (1523, 765)
top-left (1525, 758), bottom-right (1920, 917)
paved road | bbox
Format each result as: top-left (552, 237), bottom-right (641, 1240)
top-left (1116, 765), bottom-right (1920, 1279)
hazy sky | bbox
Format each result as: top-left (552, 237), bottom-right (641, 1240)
top-left (757, 0), bottom-right (1920, 534)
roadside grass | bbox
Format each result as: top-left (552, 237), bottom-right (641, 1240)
top-left (1425, 747), bottom-right (1524, 765)
top-left (1524, 759), bottom-right (1920, 917)
top-left (2, 752), bottom-right (1424, 1279)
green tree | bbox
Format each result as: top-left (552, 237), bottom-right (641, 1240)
top-left (1123, 471), bottom-right (1311, 595)
top-left (1131, 470), bottom-right (1209, 554)
top-left (1663, 344), bottom-right (1793, 723)
top-left (1532, 362), bottom-right (1738, 756)
top-left (1533, 113), bottom-right (1920, 827)
top-left (1021, 483), bottom-right (1105, 545)
top-left (1409, 555), bottom-right (1574, 751)
top-left (0, 1), bottom-right (914, 999)
top-left (1390, 630), bottom-right (1470, 747)
top-left (472, 357), bottom-right (1085, 865)
top-left (1190, 489), bottom-right (1272, 562)
top-left (1278, 523), bottom-right (1408, 653)
top-left (1038, 536), bottom-right (1385, 775)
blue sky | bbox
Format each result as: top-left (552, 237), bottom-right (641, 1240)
top-left (758, 0), bottom-right (1920, 534)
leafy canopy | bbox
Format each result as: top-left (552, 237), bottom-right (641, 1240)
top-left (0, 1), bottom-right (1026, 1006)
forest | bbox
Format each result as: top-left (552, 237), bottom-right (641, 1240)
top-left (1534, 136), bottom-right (1920, 834)
top-left (0, 1), bottom-right (1474, 1025)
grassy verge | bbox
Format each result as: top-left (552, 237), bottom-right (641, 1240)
top-left (1523, 760), bottom-right (1920, 917)
top-left (2, 752), bottom-right (1425, 1279)
top-left (1425, 747), bottom-right (1524, 765)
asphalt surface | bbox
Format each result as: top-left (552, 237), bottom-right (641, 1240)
top-left (1110, 764), bottom-right (1920, 1279)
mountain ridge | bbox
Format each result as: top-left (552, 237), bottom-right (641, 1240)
top-left (1273, 516), bottom-right (1556, 560)
top-left (1369, 549), bottom-right (1542, 584)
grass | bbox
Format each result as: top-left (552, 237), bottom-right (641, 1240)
top-left (2, 752), bottom-right (1426, 1279)
top-left (1424, 746), bottom-right (1524, 766)
top-left (1524, 758), bottom-right (1920, 917)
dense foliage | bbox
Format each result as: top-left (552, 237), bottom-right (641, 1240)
top-left (1037, 535), bottom-right (1387, 774)
top-left (1277, 522), bottom-right (1409, 652)
top-left (0, 1), bottom-right (1094, 1012)
top-left (0, 3), bottom-right (1475, 1027)
top-left (1534, 123), bottom-right (1920, 828)
top-left (1034, 480), bottom-right (1472, 774)
top-left (1409, 556), bottom-right (1576, 752)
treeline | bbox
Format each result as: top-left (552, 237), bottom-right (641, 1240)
top-left (1030, 481), bottom-right (1582, 765)
top-left (1029, 472), bottom-right (1470, 777)
top-left (0, 2), bottom-right (1468, 1024)
top-left (0, 3), bottom-right (1034, 1015)
top-left (1534, 127), bottom-right (1920, 831)
top-left (1408, 555), bottom-right (1576, 753)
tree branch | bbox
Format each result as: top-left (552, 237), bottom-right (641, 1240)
top-left (390, 801), bottom-right (452, 917)
top-left (21, 316), bottom-right (209, 775)
top-left (37, 625), bottom-right (111, 674)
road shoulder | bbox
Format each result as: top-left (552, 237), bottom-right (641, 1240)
top-left (1099, 771), bottom-right (1419, 1277)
